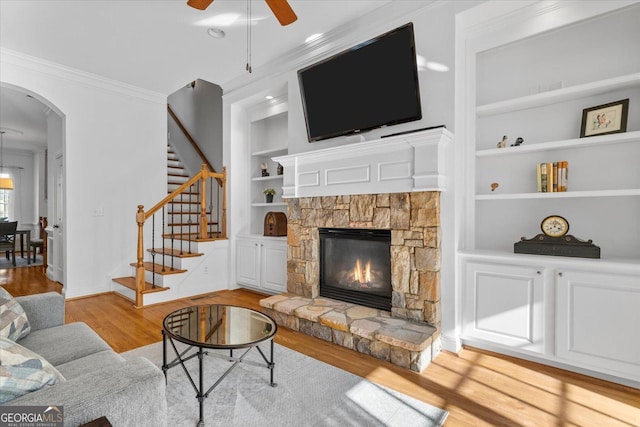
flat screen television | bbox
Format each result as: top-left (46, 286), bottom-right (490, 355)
top-left (298, 23), bottom-right (422, 142)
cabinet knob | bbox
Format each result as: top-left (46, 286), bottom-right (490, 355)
top-left (536, 271), bottom-right (541, 275)
top-left (558, 272), bottom-right (563, 277)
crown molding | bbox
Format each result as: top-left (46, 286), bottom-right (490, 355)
top-left (0, 48), bottom-right (167, 104)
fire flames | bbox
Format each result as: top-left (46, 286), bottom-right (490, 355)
top-left (353, 259), bottom-right (372, 287)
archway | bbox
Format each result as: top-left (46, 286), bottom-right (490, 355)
top-left (0, 82), bottom-right (66, 289)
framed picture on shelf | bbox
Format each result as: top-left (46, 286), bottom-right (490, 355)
top-left (580, 98), bottom-right (629, 138)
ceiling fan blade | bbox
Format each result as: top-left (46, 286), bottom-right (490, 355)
top-left (264, 0), bottom-right (298, 26)
top-left (186, 0), bottom-right (214, 11)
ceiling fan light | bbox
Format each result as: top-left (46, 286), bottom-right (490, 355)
top-left (207, 28), bottom-right (226, 38)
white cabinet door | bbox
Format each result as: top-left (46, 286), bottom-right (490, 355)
top-left (463, 261), bottom-right (546, 353)
top-left (556, 270), bottom-right (640, 382)
top-left (236, 238), bottom-right (260, 287)
top-left (260, 239), bottom-right (287, 293)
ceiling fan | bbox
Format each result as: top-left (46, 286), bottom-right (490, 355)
top-left (187, 0), bottom-right (298, 26)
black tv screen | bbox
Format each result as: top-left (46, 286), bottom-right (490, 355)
top-left (298, 23), bottom-right (422, 142)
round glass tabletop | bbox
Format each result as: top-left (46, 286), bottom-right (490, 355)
top-left (163, 304), bottom-right (277, 349)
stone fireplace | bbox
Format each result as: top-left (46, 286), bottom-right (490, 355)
top-left (260, 127), bottom-right (452, 372)
top-left (287, 192), bottom-right (441, 326)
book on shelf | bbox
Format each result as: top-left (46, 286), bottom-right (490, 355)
top-left (536, 163), bottom-right (542, 192)
top-left (558, 160), bottom-right (568, 192)
top-left (536, 161), bottom-right (568, 192)
top-left (539, 163), bottom-right (548, 192)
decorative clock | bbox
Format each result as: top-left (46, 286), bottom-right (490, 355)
top-left (514, 215), bottom-right (600, 258)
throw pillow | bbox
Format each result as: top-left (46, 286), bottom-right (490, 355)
top-left (0, 287), bottom-right (31, 341)
top-left (0, 336), bottom-right (65, 403)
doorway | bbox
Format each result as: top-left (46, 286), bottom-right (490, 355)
top-left (0, 83), bottom-right (65, 289)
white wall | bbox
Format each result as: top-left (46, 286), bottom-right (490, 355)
top-left (1, 49), bottom-right (167, 298)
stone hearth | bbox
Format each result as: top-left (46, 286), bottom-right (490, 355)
top-left (260, 191), bottom-right (442, 372)
top-left (260, 294), bottom-right (439, 372)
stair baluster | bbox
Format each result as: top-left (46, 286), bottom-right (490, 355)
top-left (179, 191), bottom-right (184, 255)
top-left (161, 206), bottom-right (167, 272)
top-left (151, 214), bottom-right (158, 287)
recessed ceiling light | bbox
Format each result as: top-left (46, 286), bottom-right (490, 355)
top-left (207, 28), bottom-right (226, 38)
top-left (265, 95), bottom-right (274, 100)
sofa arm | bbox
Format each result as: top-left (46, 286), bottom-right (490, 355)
top-left (15, 292), bottom-right (65, 331)
top-left (6, 357), bottom-right (167, 427)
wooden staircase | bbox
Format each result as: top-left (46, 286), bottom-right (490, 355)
top-left (166, 144), bottom-right (219, 236)
top-left (113, 105), bottom-right (228, 308)
top-left (112, 159), bottom-right (227, 308)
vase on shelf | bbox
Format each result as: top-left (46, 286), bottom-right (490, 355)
top-left (264, 188), bottom-right (276, 203)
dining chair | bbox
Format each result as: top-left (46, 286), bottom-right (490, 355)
top-left (0, 221), bottom-right (18, 267)
top-left (29, 217), bottom-right (47, 262)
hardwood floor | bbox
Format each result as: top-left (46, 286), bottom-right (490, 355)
top-left (4, 266), bottom-right (640, 426)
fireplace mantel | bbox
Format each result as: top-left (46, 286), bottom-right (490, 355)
top-left (273, 127), bottom-right (453, 199)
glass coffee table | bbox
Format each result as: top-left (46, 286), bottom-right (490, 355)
top-left (162, 304), bottom-right (278, 427)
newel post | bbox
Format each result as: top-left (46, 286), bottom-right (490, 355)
top-left (135, 205), bottom-right (145, 308)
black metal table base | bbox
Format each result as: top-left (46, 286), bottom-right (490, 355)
top-left (162, 330), bottom-right (276, 427)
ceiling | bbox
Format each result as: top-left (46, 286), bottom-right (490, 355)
top-left (0, 0), bottom-right (393, 150)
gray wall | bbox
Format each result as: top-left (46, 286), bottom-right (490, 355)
top-left (168, 79), bottom-right (223, 174)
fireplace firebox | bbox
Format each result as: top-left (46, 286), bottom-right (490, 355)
top-left (319, 228), bottom-right (392, 311)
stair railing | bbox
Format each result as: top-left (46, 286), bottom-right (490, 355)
top-left (134, 164), bottom-right (226, 307)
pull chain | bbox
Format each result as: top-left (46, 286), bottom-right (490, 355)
top-left (246, 0), bottom-right (252, 73)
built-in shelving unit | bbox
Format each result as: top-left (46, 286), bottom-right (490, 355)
top-left (472, 67), bottom-right (640, 257)
top-left (231, 94), bottom-right (289, 295)
top-left (456, 1), bottom-right (640, 388)
top-left (248, 111), bottom-right (288, 236)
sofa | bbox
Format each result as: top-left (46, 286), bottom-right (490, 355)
top-left (1, 291), bottom-right (167, 426)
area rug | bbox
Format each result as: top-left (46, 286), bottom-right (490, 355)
top-left (122, 341), bottom-right (448, 427)
top-left (0, 254), bottom-right (43, 269)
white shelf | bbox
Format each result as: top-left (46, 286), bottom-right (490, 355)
top-left (459, 250), bottom-right (640, 272)
top-left (477, 72), bottom-right (640, 117)
top-left (476, 189), bottom-right (640, 200)
top-left (251, 147), bottom-right (288, 157)
top-left (476, 131), bottom-right (640, 158)
top-left (251, 175), bottom-right (284, 182)
top-left (251, 202), bottom-right (287, 207)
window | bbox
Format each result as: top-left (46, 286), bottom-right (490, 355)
top-left (0, 190), bottom-right (9, 220)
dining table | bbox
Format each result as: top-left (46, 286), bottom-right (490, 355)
top-left (15, 229), bottom-right (31, 264)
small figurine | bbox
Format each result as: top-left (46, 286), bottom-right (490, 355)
top-left (511, 137), bottom-right (524, 147)
top-left (497, 135), bottom-right (507, 148)
top-left (261, 162), bottom-right (269, 177)
top-left (277, 163), bottom-right (284, 175)
top-left (490, 182), bottom-right (499, 192)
